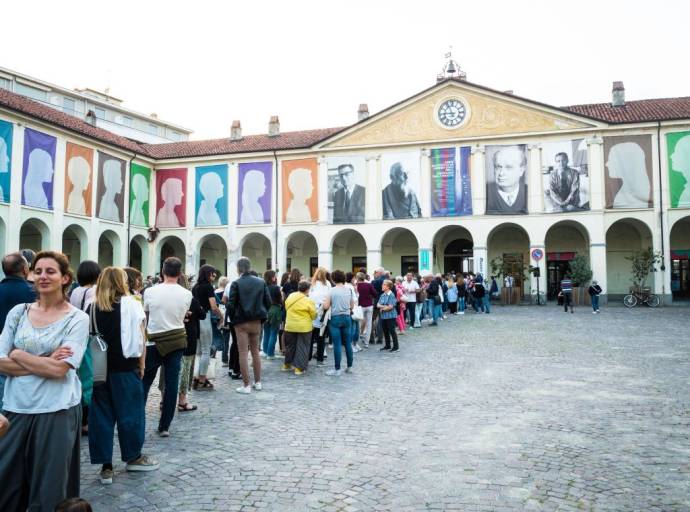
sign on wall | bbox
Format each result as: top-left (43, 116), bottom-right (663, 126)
top-left (196, 164), bottom-right (228, 226)
top-left (156, 168), bottom-right (187, 227)
top-left (22, 128), bottom-right (56, 209)
top-left (130, 163), bottom-right (151, 227)
top-left (485, 144), bottom-right (528, 214)
top-left (603, 135), bottom-right (653, 209)
top-left (96, 151), bottom-right (125, 222)
top-left (282, 158), bottom-right (318, 223)
top-left (0, 119), bottom-right (13, 204)
top-left (430, 147), bottom-right (472, 217)
top-left (667, 131), bottom-right (690, 208)
top-left (238, 162), bottom-right (271, 225)
top-left (541, 139), bottom-right (589, 212)
top-left (381, 151), bottom-right (422, 219)
top-left (64, 143), bottom-right (94, 216)
top-left (326, 155), bottom-right (366, 224)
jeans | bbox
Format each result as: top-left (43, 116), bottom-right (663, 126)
top-left (591, 294), bottom-right (600, 311)
top-left (262, 325), bottom-right (279, 357)
top-left (0, 374), bottom-right (5, 410)
top-left (142, 346), bottom-right (183, 432)
top-left (458, 297), bottom-right (465, 312)
top-left (211, 316), bottom-right (224, 352)
top-left (563, 291), bottom-right (573, 312)
top-left (89, 370), bottom-right (145, 464)
top-left (329, 314), bottom-right (353, 370)
top-left (197, 316), bottom-right (213, 376)
top-left (482, 295), bottom-right (491, 314)
top-left (350, 318), bottom-right (360, 346)
top-left (221, 328), bottom-right (230, 364)
top-left (414, 302), bottom-right (422, 327)
top-left (433, 303), bottom-right (443, 322)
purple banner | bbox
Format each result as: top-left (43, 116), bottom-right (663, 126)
top-left (238, 161), bottom-right (272, 224)
top-left (22, 128), bottom-right (57, 209)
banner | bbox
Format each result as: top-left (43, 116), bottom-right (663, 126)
top-left (485, 144), bottom-right (528, 214)
top-left (430, 147), bottom-right (472, 217)
top-left (0, 119), bottom-right (12, 203)
top-left (326, 155), bottom-right (366, 224)
top-left (282, 158), bottom-right (317, 223)
top-left (130, 163), bottom-right (151, 227)
top-left (381, 151), bottom-right (422, 219)
top-left (96, 152), bottom-right (125, 222)
top-left (667, 131), bottom-right (690, 208)
top-left (238, 162), bottom-right (271, 224)
top-left (64, 143), bottom-right (94, 216)
top-left (196, 164), bottom-right (228, 226)
top-left (156, 168), bottom-right (187, 227)
top-left (541, 139), bottom-right (589, 212)
top-left (604, 135), bottom-right (653, 209)
top-left (22, 128), bottom-right (56, 209)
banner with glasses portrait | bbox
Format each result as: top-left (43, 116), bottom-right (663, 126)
top-left (326, 155), bottom-right (366, 224)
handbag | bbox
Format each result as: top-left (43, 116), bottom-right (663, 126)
top-left (89, 304), bottom-right (108, 385)
top-left (351, 305), bottom-right (364, 321)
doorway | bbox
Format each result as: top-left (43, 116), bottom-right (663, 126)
top-left (547, 260), bottom-right (571, 300)
top-left (671, 253), bottom-right (690, 299)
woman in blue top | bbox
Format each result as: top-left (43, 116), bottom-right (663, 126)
top-left (377, 280), bottom-right (399, 352)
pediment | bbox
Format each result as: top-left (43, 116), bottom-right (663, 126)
top-left (320, 81), bottom-right (600, 149)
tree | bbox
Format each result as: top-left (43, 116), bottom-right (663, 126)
top-left (625, 247), bottom-right (661, 291)
top-left (569, 255), bottom-right (592, 287)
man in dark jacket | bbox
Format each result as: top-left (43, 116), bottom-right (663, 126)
top-left (370, 268), bottom-right (386, 343)
top-left (227, 257), bottom-right (271, 394)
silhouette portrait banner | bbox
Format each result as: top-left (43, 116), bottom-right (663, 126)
top-left (282, 158), bottom-right (317, 223)
top-left (156, 168), bottom-right (187, 227)
top-left (604, 135), bottom-right (653, 209)
top-left (0, 119), bottom-right (13, 204)
top-left (430, 147), bottom-right (472, 217)
top-left (541, 139), bottom-right (589, 213)
top-left (64, 143), bottom-right (94, 216)
top-left (130, 163), bottom-right (151, 227)
top-left (238, 161), bottom-right (271, 225)
top-left (326, 155), bottom-right (366, 224)
top-left (667, 131), bottom-right (690, 208)
top-left (96, 151), bottom-right (125, 222)
top-left (22, 128), bottom-right (56, 209)
top-left (380, 151), bottom-right (422, 219)
top-left (485, 144), bottom-right (529, 215)
top-left (196, 164), bottom-right (228, 226)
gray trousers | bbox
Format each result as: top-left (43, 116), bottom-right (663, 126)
top-left (284, 331), bottom-right (311, 370)
top-left (0, 405), bottom-right (81, 512)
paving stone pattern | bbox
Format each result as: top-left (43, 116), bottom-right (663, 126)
top-left (81, 306), bottom-right (690, 511)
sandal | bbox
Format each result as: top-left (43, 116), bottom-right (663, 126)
top-left (192, 378), bottom-right (200, 390)
top-left (197, 380), bottom-right (214, 390)
top-left (177, 403), bottom-right (198, 412)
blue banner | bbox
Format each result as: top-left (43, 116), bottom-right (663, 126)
top-left (195, 164), bottom-right (228, 226)
top-left (0, 119), bottom-right (13, 203)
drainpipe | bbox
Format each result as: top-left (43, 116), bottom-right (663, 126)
top-left (656, 122), bottom-right (666, 279)
top-left (125, 153), bottom-right (138, 266)
top-left (273, 150), bottom-right (279, 271)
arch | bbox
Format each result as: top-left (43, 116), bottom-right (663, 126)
top-left (487, 223), bottom-right (531, 298)
top-left (605, 218), bottom-right (654, 296)
top-left (381, 227), bottom-right (419, 276)
top-left (197, 234), bottom-right (228, 277)
top-left (544, 220), bottom-right (591, 300)
top-left (330, 228), bottom-right (367, 273)
top-left (431, 224), bottom-right (474, 275)
top-left (240, 233), bottom-right (272, 272)
top-left (98, 229), bottom-right (121, 269)
top-left (286, 231), bottom-right (318, 277)
top-left (62, 224), bottom-right (88, 270)
top-left (669, 215), bottom-right (690, 300)
top-left (157, 235), bottom-right (186, 275)
top-left (129, 234), bottom-right (148, 276)
top-left (19, 218), bottom-right (50, 253)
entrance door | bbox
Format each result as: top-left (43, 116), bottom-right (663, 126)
top-left (443, 239), bottom-right (473, 275)
top-left (671, 257), bottom-right (690, 299)
top-left (401, 256), bottom-right (418, 276)
top-left (547, 260), bottom-right (571, 300)
top-left (502, 253), bottom-right (524, 297)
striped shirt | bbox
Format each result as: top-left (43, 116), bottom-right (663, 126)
top-left (560, 279), bottom-right (573, 292)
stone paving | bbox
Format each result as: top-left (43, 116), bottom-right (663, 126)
top-left (81, 305), bottom-right (690, 511)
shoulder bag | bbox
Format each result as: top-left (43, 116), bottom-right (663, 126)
top-left (89, 304), bottom-right (108, 385)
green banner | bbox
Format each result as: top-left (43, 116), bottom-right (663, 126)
top-left (130, 163), bottom-right (151, 226)
top-left (667, 131), bottom-right (690, 208)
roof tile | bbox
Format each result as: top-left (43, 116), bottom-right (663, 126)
top-left (563, 97), bottom-right (690, 123)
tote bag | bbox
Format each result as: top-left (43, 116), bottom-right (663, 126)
top-left (89, 305), bottom-right (108, 385)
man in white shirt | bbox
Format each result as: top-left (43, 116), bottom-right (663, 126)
top-left (141, 257), bottom-right (192, 437)
top-left (402, 273), bottom-right (420, 328)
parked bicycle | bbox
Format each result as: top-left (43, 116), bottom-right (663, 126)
top-left (623, 287), bottom-right (660, 308)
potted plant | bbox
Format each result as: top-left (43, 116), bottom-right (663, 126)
top-left (625, 247), bottom-right (661, 293)
top-left (569, 255), bottom-right (592, 305)
top-left (490, 256), bottom-right (528, 305)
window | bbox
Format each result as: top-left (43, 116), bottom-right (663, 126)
top-left (63, 97), bottom-right (76, 115)
top-left (95, 107), bottom-right (106, 119)
top-left (146, 123), bottom-right (159, 135)
top-left (122, 116), bottom-right (133, 127)
top-left (168, 130), bottom-right (182, 141)
top-left (15, 82), bottom-right (48, 102)
top-left (400, 256), bottom-right (419, 276)
top-left (0, 77), bottom-right (9, 90)
top-left (352, 257), bottom-right (367, 274)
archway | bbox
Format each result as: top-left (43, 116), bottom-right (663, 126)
top-left (158, 235), bottom-right (186, 274)
top-left (605, 218), bottom-right (654, 297)
top-left (240, 233), bottom-right (272, 272)
top-left (19, 218), bottom-right (50, 253)
top-left (286, 231), bottom-right (318, 277)
top-left (98, 230), bottom-right (121, 269)
top-left (129, 235), bottom-right (148, 275)
top-left (544, 221), bottom-right (590, 300)
top-left (62, 224), bottom-right (88, 270)
top-left (198, 234), bottom-right (228, 277)
top-left (331, 229), bottom-right (367, 273)
top-left (488, 223), bottom-right (530, 299)
top-left (381, 227), bottom-right (419, 277)
top-left (670, 216), bottom-right (690, 300)
top-left (432, 225), bottom-right (474, 275)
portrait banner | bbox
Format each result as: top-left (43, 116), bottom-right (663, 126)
top-left (96, 152), bottom-right (125, 222)
top-left (282, 158), bottom-right (317, 223)
top-left (326, 155), bottom-right (366, 224)
top-left (667, 131), bottom-right (690, 208)
top-left (430, 147), bottom-right (472, 217)
top-left (604, 135), bottom-right (653, 209)
top-left (130, 163), bottom-right (151, 227)
top-left (64, 143), bottom-right (94, 216)
top-left (156, 168), bottom-right (187, 227)
top-left (485, 144), bottom-right (528, 214)
top-left (0, 119), bottom-right (13, 203)
top-left (238, 162), bottom-right (271, 225)
top-left (22, 128), bottom-right (56, 209)
top-left (541, 139), bottom-right (589, 213)
top-left (196, 164), bottom-right (228, 226)
top-left (380, 151), bottom-right (422, 219)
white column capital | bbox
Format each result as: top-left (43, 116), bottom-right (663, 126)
top-left (528, 143), bottom-right (542, 151)
top-left (471, 145), bottom-right (485, 155)
top-left (586, 136), bottom-right (604, 146)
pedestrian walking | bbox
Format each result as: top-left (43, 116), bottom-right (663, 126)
top-left (588, 280), bottom-right (603, 313)
top-left (322, 270), bottom-right (355, 376)
top-left (560, 274), bottom-right (574, 313)
top-left (377, 279), bottom-right (399, 352)
top-left (282, 281), bottom-right (317, 375)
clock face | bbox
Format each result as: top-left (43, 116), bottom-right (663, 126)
top-left (437, 99), bottom-right (467, 128)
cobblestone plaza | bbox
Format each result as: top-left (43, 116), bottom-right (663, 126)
top-left (80, 306), bottom-right (690, 511)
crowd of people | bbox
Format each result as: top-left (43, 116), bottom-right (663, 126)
top-left (0, 247), bottom-right (604, 510)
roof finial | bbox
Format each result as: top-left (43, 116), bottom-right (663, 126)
top-left (437, 46), bottom-right (466, 83)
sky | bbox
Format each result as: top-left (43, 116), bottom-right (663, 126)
top-left (4, 0), bottom-right (689, 140)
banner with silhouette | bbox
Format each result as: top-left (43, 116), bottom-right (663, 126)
top-left (603, 135), bottom-right (653, 209)
top-left (22, 128), bottom-right (56, 209)
top-left (667, 131), bottom-right (690, 208)
top-left (64, 143), bottom-right (94, 216)
top-left (130, 163), bottom-right (151, 226)
top-left (156, 168), bottom-right (187, 227)
top-left (0, 119), bottom-right (12, 203)
top-left (196, 164), bottom-right (228, 226)
top-left (96, 152), bottom-right (126, 222)
top-left (282, 158), bottom-right (317, 223)
top-left (238, 162), bottom-right (271, 225)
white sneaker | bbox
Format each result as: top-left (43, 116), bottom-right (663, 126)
top-left (353, 345), bottom-right (360, 353)
top-left (326, 369), bottom-right (342, 377)
top-left (252, 382), bottom-right (263, 391)
top-left (236, 386), bottom-right (251, 394)
top-left (259, 351), bottom-right (267, 358)
top-left (459, 311), bottom-right (465, 315)
top-left (345, 367), bottom-right (353, 374)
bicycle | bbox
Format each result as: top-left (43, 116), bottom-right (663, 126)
top-left (623, 287), bottom-right (660, 308)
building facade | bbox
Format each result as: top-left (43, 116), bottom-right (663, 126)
top-left (1, 77), bottom-right (689, 303)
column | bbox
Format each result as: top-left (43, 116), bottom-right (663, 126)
top-left (318, 250), bottom-right (332, 271)
top-left (586, 136), bottom-right (604, 211)
top-left (589, 243), bottom-right (607, 304)
top-left (227, 246), bottom-right (240, 280)
top-left (51, 139), bottom-right (66, 250)
top-left (366, 248), bottom-right (381, 271)
top-left (365, 155), bottom-right (380, 222)
top-left (420, 149), bottom-right (431, 219)
top-left (472, 245), bottom-right (488, 278)
top-left (7, 124), bottom-right (24, 251)
top-left (528, 144), bottom-right (542, 214)
top-left (418, 247), bottom-right (432, 274)
top-left (470, 145), bottom-right (485, 216)
top-left (317, 156), bottom-right (328, 225)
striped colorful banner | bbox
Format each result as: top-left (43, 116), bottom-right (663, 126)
top-left (430, 147), bottom-right (472, 216)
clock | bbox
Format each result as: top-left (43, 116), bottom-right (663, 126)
top-left (436, 98), bottom-right (468, 129)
